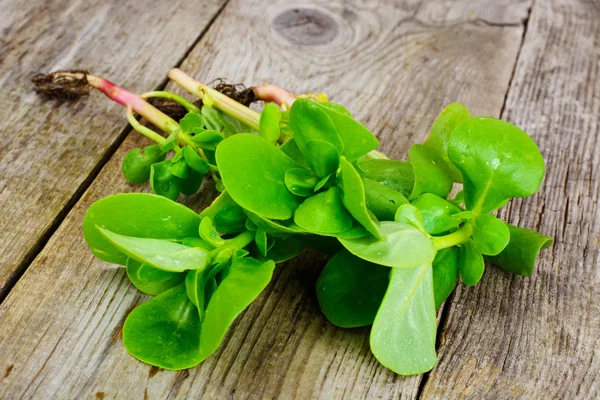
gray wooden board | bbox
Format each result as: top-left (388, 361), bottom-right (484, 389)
top-left (0, 0), bottom-right (572, 398)
top-left (420, 0), bottom-right (600, 398)
top-left (0, 0), bottom-right (227, 297)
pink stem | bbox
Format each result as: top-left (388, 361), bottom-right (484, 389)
top-left (251, 84), bottom-right (297, 108)
top-left (86, 75), bottom-right (179, 134)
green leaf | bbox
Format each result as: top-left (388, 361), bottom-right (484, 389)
top-left (259, 103), bottom-right (282, 142)
top-left (316, 250), bottom-right (389, 328)
top-left (411, 193), bottom-right (461, 235)
top-left (180, 112), bottom-right (204, 134)
top-left (199, 217), bottom-right (225, 247)
top-left (180, 170), bottom-right (204, 196)
top-left (190, 130), bottom-right (224, 151)
top-left (394, 204), bottom-right (425, 232)
top-left (294, 187), bottom-right (353, 234)
top-left (126, 258), bottom-right (185, 296)
top-left (284, 168), bottom-right (319, 197)
top-left (279, 138), bottom-right (310, 170)
top-left (202, 105), bottom-right (252, 137)
top-left (185, 268), bottom-right (210, 314)
top-left (339, 221), bottom-right (436, 268)
top-left (471, 214), bottom-right (510, 256)
top-left (459, 239), bottom-right (484, 285)
top-left (314, 173), bottom-right (334, 192)
top-left (357, 159), bottom-right (414, 197)
top-left (317, 102), bottom-right (352, 117)
top-left (408, 144), bottom-right (453, 200)
top-left (182, 145), bottom-right (210, 174)
top-left (245, 210), bottom-right (305, 236)
top-left (485, 224), bottom-right (552, 276)
top-left (432, 247), bottom-right (459, 309)
top-left (97, 227), bottom-right (210, 273)
top-left (150, 160), bottom-right (181, 201)
top-left (448, 117), bottom-right (545, 213)
top-left (363, 178), bottom-right (409, 221)
top-left (198, 256), bottom-right (275, 361)
top-left (122, 145), bottom-right (167, 184)
top-left (170, 158), bottom-right (189, 179)
top-left (289, 99), bottom-right (344, 153)
top-left (338, 158), bottom-right (382, 240)
top-left (423, 103), bottom-right (471, 182)
top-left (303, 139), bottom-right (341, 178)
top-left (370, 264), bottom-right (437, 375)
top-left (314, 102), bottom-right (379, 162)
top-left (123, 283), bottom-right (202, 370)
top-left (255, 236), bottom-right (304, 263)
top-left (254, 227), bottom-right (269, 257)
top-left (216, 134), bottom-right (302, 219)
top-left (83, 193), bottom-right (201, 265)
top-left (214, 204), bottom-right (247, 234)
top-left (137, 263), bottom-right (182, 282)
top-left (200, 190), bottom-right (238, 220)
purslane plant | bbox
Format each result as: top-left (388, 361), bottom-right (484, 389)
top-left (35, 69), bottom-right (552, 374)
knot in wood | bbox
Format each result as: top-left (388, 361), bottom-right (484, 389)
top-left (272, 8), bottom-right (338, 46)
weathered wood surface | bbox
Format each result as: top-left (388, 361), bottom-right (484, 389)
top-left (0, 0), bottom-right (227, 298)
top-left (421, 0), bottom-right (600, 398)
top-left (0, 0), bottom-right (536, 398)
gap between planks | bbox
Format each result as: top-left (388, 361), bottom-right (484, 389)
top-left (0, 0), bottom-right (232, 305)
top-left (415, 3), bottom-right (535, 398)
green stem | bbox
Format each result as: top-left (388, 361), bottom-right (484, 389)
top-left (141, 91), bottom-right (201, 114)
top-left (168, 68), bottom-right (261, 131)
top-left (432, 223), bottom-right (473, 250)
top-left (126, 106), bottom-right (167, 145)
top-left (209, 230), bottom-right (255, 259)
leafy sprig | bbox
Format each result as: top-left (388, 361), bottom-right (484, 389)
top-left (47, 69), bottom-right (553, 374)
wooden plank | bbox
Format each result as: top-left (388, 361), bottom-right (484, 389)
top-left (0, 0), bottom-right (531, 398)
top-left (420, 0), bottom-right (600, 398)
top-left (0, 0), bottom-right (227, 297)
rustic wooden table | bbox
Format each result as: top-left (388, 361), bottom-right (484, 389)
top-left (0, 0), bottom-right (598, 398)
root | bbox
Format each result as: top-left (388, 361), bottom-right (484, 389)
top-left (31, 70), bottom-right (90, 100)
top-left (210, 78), bottom-right (255, 107)
top-left (146, 97), bottom-right (203, 121)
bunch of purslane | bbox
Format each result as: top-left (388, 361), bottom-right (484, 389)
top-left (36, 69), bottom-right (551, 374)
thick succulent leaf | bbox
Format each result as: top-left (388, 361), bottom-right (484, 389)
top-left (471, 214), bottom-right (510, 256)
top-left (150, 160), bottom-right (181, 201)
top-left (357, 159), bottom-right (415, 197)
top-left (339, 221), bottom-right (435, 268)
top-left (338, 158), bottom-right (382, 240)
top-left (363, 178), bottom-right (409, 221)
top-left (294, 187), bottom-right (354, 234)
top-left (317, 250), bottom-right (389, 328)
top-left (216, 134), bottom-right (302, 220)
top-left (259, 103), bottom-right (282, 142)
top-left (486, 224), bottom-right (553, 276)
top-left (459, 239), bottom-right (484, 285)
top-left (126, 258), bottom-right (185, 296)
top-left (411, 193), bottom-right (461, 235)
top-left (370, 264), bottom-right (437, 375)
top-left (408, 144), bottom-right (453, 200)
top-left (432, 247), bottom-right (459, 309)
top-left (123, 283), bottom-right (202, 370)
top-left (122, 145), bottom-right (167, 184)
top-left (98, 228), bottom-right (210, 273)
top-left (198, 257), bottom-right (275, 361)
top-left (315, 102), bottom-right (379, 161)
top-left (423, 103), bottom-right (471, 182)
top-left (448, 117), bottom-right (545, 213)
top-left (84, 193), bottom-right (201, 265)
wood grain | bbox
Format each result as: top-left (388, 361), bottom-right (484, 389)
top-left (0, 0), bottom-right (534, 398)
top-left (0, 0), bottom-right (227, 297)
top-left (420, 0), bottom-right (600, 398)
